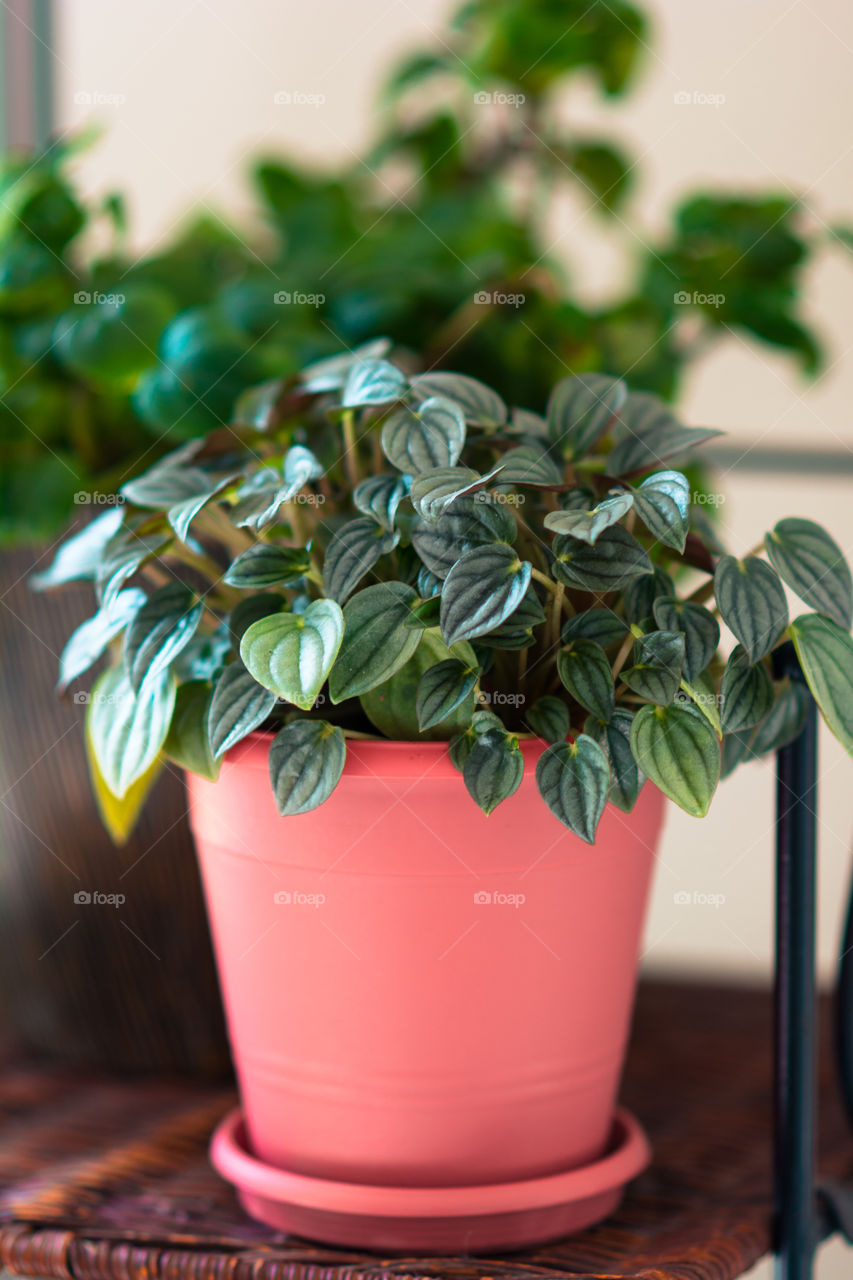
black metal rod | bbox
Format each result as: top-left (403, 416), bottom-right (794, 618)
top-left (774, 645), bottom-right (819, 1280)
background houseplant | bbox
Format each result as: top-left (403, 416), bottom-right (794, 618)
top-left (35, 345), bottom-right (853, 1250)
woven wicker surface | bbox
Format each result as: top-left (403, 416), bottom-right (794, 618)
top-left (1, 980), bottom-right (850, 1280)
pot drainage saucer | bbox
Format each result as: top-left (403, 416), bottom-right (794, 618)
top-left (210, 1106), bottom-right (650, 1254)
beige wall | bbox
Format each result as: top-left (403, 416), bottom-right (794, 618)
top-left (47, 5), bottom-right (853, 1275)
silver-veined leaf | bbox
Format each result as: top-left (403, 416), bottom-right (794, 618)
top-left (719, 645), bottom-right (774, 734)
top-left (208, 660), bottom-right (277, 759)
top-left (715, 555), bottom-right (788, 662)
top-left (535, 736), bottom-right (610, 843)
top-left (322, 518), bottom-right (399, 603)
top-left (58, 588), bottom-right (145, 692)
top-left (544, 490), bottom-right (633, 544)
top-left (497, 444), bottom-right (562, 486)
top-left (585, 708), bottom-right (643, 813)
top-left (557, 639), bottom-right (614, 722)
top-left (163, 680), bottom-right (219, 780)
top-left (790, 612), bottom-right (853, 753)
top-left (353, 473), bottom-right (408, 531)
top-left (240, 600), bottom-right (344, 710)
top-left (269, 720), bottom-right (346, 815)
top-left (300, 339), bottom-right (391, 392)
top-left (765, 518), bottom-right (853, 630)
top-left (463, 730), bottom-right (523, 815)
top-left (527, 695), bottom-right (570, 743)
top-left (547, 373), bottom-right (626, 460)
top-left (123, 583), bottom-right (203, 694)
top-left (381, 396), bottom-right (466, 473)
top-left (341, 357), bottom-right (407, 408)
top-left (440, 543), bottom-right (532, 647)
top-left (631, 470), bottom-right (690, 552)
top-left (30, 508), bottom-right (124, 590)
top-left (630, 701), bottom-right (720, 817)
top-left (621, 630), bottom-right (685, 706)
top-left (417, 658), bottom-right (479, 732)
top-left (652, 597), bottom-right (720, 682)
top-left (412, 494), bottom-right (516, 579)
top-left (224, 544), bottom-right (311, 589)
top-left (609, 393), bottom-right (722, 475)
top-left (87, 665), bottom-right (176, 800)
top-left (329, 582), bottom-right (421, 701)
top-left (410, 371), bottom-right (506, 425)
top-left (552, 524), bottom-right (652, 592)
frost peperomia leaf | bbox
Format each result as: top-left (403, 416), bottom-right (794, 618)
top-left (546, 373), bottom-right (627, 460)
top-left (417, 658), bottom-right (479, 732)
top-left (410, 466), bottom-right (495, 523)
top-left (497, 444), bottom-right (562, 486)
top-left (225, 544), bottom-right (311, 589)
top-left (412, 494), bottom-right (516, 579)
top-left (544, 490), bottom-right (634, 544)
top-left (87, 665), bottom-right (176, 799)
top-left (535, 736), bottom-right (610, 843)
top-left (360, 630), bottom-right (475, 739)
top-left (322, 517), bottom-right (399, 603)
top-left (557, 639), bottom-right (614, 722)
top-left (652, 598), bottom-right (720, 683)
top-left (240, 600), bottom-right (344, 710)
top-left (463, 730), bottom-right (523, 815)
top-left (123, 583), bottom-right (203, 694)
top-left (381, 397), bottom-right (466, 474)
top-left (715, 555), bottom-right (789, 662)
top-left (631, 470), bottom-right (690, 552)
top-left (748, 679), bottom-right (810, 757)
top-left (121, 465), bottom-right (212, 509)
top-left (623, 566), bottom-right (674, 625)
top-left (208, 660), bottom-right (277, 759)
top-left (484, 587), bottom-right (546, 649)
top-left (31, 508), bottom-right (124, 590)
top-left (58, 588), bottom-right (145, 692)
top-left (621, 630), bottom-right (685, 706)
top-left (765, 518), bottom-right (853, 630)
top-left (341, 357), bottom-right (407, 408)
top-left (300, 339), bottom-right (391, 392)
top-left (440, 543), bottom-right (532, 647)
top-left (163, 680), bottom-right (219, 781)
top-left (790, 612), bottom-right (853, 754)
top-left (330, 582), bottom-right (421, 702)
top-left (353, 473), bottom-right (408, 531)
top-left (410, 371), bottom-right (506, 426)
top-left (719, 645), bottom-right (774, 734)
top-left (609, 393), bottom-right (723, 475)
top-left (168, 475), bottom-right (235, 544)
top-left (527, 695), bottom-right (570, 743)
top-left (562, 609), bottom-right (628, 647)
top-left (630, 701), bottom-right (720, 817)
top-left (268, 720), bottom-right (346, 815)
top-left (552, 524), bottom-right (652, 592)
top-left (585, 708), bottom-right (642, 813)
top-left (97, 531), bottom-right (171, 608)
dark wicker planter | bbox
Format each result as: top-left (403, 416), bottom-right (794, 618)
top-left (0, 542), bottom-right (230, 1075)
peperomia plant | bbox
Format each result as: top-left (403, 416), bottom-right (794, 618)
top-left (35, 343), bottom-right (853, 844)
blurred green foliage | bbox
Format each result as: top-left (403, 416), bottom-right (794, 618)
top-left (0, 0), bottom-right (844, 543)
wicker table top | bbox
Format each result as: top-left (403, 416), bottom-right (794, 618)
top-left (1, 980), bottom-right (850, 1280)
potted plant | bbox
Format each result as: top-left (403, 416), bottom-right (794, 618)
top-left (37, 342), bottom-right (853, 1249)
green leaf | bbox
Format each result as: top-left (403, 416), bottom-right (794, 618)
top-left (30, 508), bottom-right (124, 590)
top-left (341, 357), bottom-right (406, 408)
top-left (361, 631), bottom-right (476, 739)
top-left (552, 524), bottom-right (652, 592)
top-left (497, 444), bottom-right (562, 486)
top-left (535, 737), bottom-right (610, 843)
top-left (630, 702), bottom-right (720, 817)
top-left (562, 609), bottom-right (628, 647)
top-left (632, 470), bottom-right (690, 552)
top-left (609, 393), bottom-right (723, 475)
top-left (97, 531), bottom-right (170, 608)
top-left (547, 374), bottom-right (626, 459)
top-left (410, 371), bottom-right (507, 426)
top-left (123, 584), bottom-right (203, 694)
top-left (720, 646), bottom-right (774, 734)
top-left (790, 612), bottom-right (853, 753)
top-left (322, 517), bottom-right (399, 603)
top-left (163, 681), bottom-right (219, 780)
top-left (300, 339), bottom-right (391, 392)
top-left (544, 490), bottom-right (633, 544)
top-left (463, 730), bottom-right (523, 815)
top-left (440, 543), bottom-right (532, 646)
top-left (87, 665), bottom-right (176, 800)
top-left (228, 594), bottom-right (283, 643)
top-left (483, 586), bottom-right (547, 649)
top-left (678, 672), bottom-right (722, 737)
top-left (85, 718), bottom-right (162, 846)
top-left (417, 658), bottom-right (479, 731)
top-left (353, 473), bottom-right (408, 531)
top-left (122, 464), bottom-right (212, 509)
top-left (527, 695), bottom-right (570, 743)
top-left (58, 589), bottom-right (145, 692)
top-left (621, 630), bottom-right (685, 705)
top-left (168, 475), bottom-right (235, 544)
top-left (330, 582), bottom-right (421, 701)
top-left (558, 639), bottom-right (614, 722)
top-left (224, 543), bottom-right (311, 589)
top-left (765, 518), bottom-right (853, 630)
top-left (208, 660), bottom-right (277, 759)
top-left (715, 555), bottom-right (788, 662)
top-left (268, 720), bottom-right (346, 815)
top-left (381, 396), bottom-right (466, 473)
top-left (410, 466), bottom-right (490, 523)
top-left (748, 679), bottom-right (810, 757)
top-left (652, 598), bottom-right (719, 682)
top-left (623, 567), bottom-right (675, 625)
top-left (240, 600), bottom-right (344, 710)
top-left (585, 709), bottom-right (642, 812)
top-left (412, 494), bottom-right (516, 579)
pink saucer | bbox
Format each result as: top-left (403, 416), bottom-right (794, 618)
top-left (210, 1107), bottom-right (650, 1254)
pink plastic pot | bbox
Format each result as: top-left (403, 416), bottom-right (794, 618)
top-left (188, 736), bottom-right (666, 1251)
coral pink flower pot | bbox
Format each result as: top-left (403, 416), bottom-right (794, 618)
top-left (188, 735), bottom-right (666, 1252)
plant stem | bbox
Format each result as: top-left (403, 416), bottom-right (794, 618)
top-left (341, 410), bottom-right (361, 488)
top-left (611, 631), bottom-right (635, 680)
top-left (531, 567), bottom-right (559, 595)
